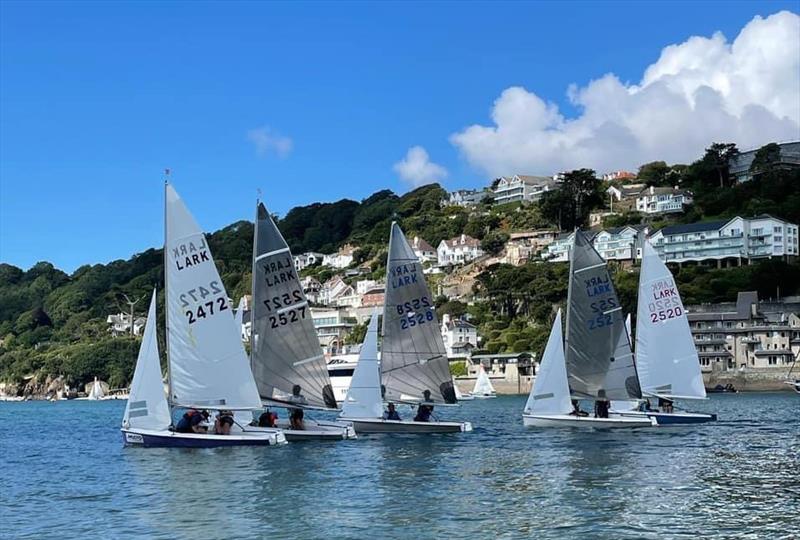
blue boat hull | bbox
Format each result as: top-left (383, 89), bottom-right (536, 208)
top-left (614, 411), bottom-right (717, 425)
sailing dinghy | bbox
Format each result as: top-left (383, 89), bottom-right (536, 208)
top-left (245, 202), bottom-right (356, 441)
top-left (611, 240), bottom-right (716, 424)
top-left (454, 380), bottom-right (474, 401)
top-left (340, 223), bottom-right (472, 433)
top-left (523, 230), bottom-right (655, 428)
top-left (471, 365), bottom-right (497, 398)
top-left (122, 184), bottom-right (285, 447)
top-left (340, 313), bottom-right (471, 433)
top-left (85, 377), bottom-right (104, 400)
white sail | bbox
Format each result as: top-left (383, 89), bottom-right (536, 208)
top-left (340, 313), bottom-right (383, 419)
top-left (635, 240), bottom-right (706, 400)
top-left (524, 310), bottom-right (571, 415)
top-left (88, 377), bottom-right (104, 400)
top-left (472, 365), bottom-right (496, 396)
top-left (234, 297), bottom-right (245, 341)
top-left (381, 222), bottom-right (455, 404)
top-left (165, 184), bottom-right (262, 410)
top-left (454, 381), bottom-right (464, 399)
top-left (123, 291), bottom-right (171, 431)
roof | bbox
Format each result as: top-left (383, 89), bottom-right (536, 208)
top-left (363, 287), bottom-right (385, 295)
top-left (754, 349), bottom-right (794, 356)
top-left (441, 234), bottom-right (480, 248)
top-left (411, 236), bottom-right (435, 252)
top-left (657, 220), bottom-right (730, 236)
top-left (638, 186), bottom-right (689, 197)
top-left (446, 319), bottom-right (477, 330)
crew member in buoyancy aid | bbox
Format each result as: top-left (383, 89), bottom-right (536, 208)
top-left (176, 409), bottom-right (209, 433)
top-left (258, 410), bottom-right (279, 428)
top-left (414, 390), bottom-right (434, 422)
top-left (288, 385), bottom-right (307, 430)
top-left (594, 390), bottom-right (610, 419)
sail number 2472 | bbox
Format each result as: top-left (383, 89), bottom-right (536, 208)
top-left (181, 281), bottom-right (228, 324)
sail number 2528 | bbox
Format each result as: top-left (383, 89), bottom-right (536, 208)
top-left (587, 298), bottom-right (617, 330)
top-left (397, 296), bottom-right (434, 330)
top-left (181, 281), bottom-right (228, 324)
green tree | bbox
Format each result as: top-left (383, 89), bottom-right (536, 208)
top-left (703, 142), bottom-right (739, 188)
top-left (480, 231), bottom-right (509, 255)
top-left (637, 161), bottom-right (670, 186)
top-left (539, 169), bottom-right (602, 230)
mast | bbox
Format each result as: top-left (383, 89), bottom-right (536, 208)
top-left (249, 192), bottom-right (259, 372)
top-left (163, 171), bottom-right (173, 418)
top-left (563, 229), bottom-right (576, 387)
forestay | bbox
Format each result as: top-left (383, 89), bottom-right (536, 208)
top-left (565, 230), bottom-right (641, 401)
top-left (123, 290), bottom-right (171, 430)
top-left (524, 309), bottom-right (571, 414)
top-left (381, 223), bottom-right (456, 404)
top-left (340, 313), bottom-right (383, 419)
top-left (165, 184), bottom-right (262, 410)
top-left (250, 203), bottom-right (337, 409)
top-left (472, 366), bottom-right (495, 395)
top-left (635, 240), bottom-right (706, 399)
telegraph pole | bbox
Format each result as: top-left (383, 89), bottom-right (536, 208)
top-left (121, 294), bottom-right (143, 336)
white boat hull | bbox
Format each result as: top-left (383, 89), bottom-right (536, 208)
top-left (472, 394), bottom-right (496, 399)
top-left (245, 419), bottom-right (357, 441)
top-left (522, 413), bottom-right (656, 428)
top-left (121, 427), bottom-right (287, 447)
top-left (340, 417), bottom-right (472, 434)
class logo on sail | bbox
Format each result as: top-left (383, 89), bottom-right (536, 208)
top-left (390, 263), bottom-right (419, 289)
top-left (172, 237), bottom-right (209, 271)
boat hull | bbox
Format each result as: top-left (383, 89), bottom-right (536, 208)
top-left (340, 417), bottom-right (472, 433)
top-left (522, 413), bottom-right (656, 428)
top-left (245, 419), bottom-right (357, 441)
top-left (472, 394), bottom-right (496, 399)
top-left (612, 410), bottom-right (717, 425)
top-left (121, 428), bottom-right (287, 447)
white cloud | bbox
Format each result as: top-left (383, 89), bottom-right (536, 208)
top-left (451, 10), bottom-right (800, 177)
top-left (247, 126), bottom-right (293, 158)
top-left (393, 146), bottom-right (448, 187)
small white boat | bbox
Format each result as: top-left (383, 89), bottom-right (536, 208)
top-left (339, 312), bottom-right (471, 434)
top-left (785, 380), bottom-right (800, 394)
top-left (247, 201), bottom-right (356, 440)
top-left (454, 381), bottom-right (474, 401)
top-left (471, 366), bottom-right (496, 398)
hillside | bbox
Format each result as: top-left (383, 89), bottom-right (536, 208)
top-left (1, 141), bottom-right (799, 393)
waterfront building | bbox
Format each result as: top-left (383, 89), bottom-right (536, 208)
top-left (728, 141), bottom-right (800, 182)
top-left (635, 186), bottom-right (693, 214)
top-left (294, 251), bottom-right (324, 271)
top-left (311, 307), bottom-right (357, 355)
top-left (437, 234), bottom-right (484, 266)
top-left (687, 292), bottom-right (800, 373)
top-left (491, 174), bottom-right (559, 205)
top-left (649, 215), bottom-right (799, 266)
top-left (444, 189), bottom-right (491, 207)
top-left (410, 236), bottom-right (437, 264)
top-left (441, 314), bottom-right (479, 358)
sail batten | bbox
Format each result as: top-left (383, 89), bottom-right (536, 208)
top-left (381, 223), bottom-right (456, 404)
top-left (250, 202), bottom-right (337, 409)
top-left (165, 184), bottom-right (262, 410)
top-left (635, 240), bottom-right (706, 400)
top-left (565, 230), bottom-right (641, 401)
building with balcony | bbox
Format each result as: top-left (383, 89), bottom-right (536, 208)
top-left (311, 308), bottom-right (357, 355)
top-left (649, 215), bottom-right (799, 266)
top-left (635, 186), bottom-right (693, 214)
top-left (491, 175), bottom-right (559, 205)
top-left (437, 234), bottom-right (484, 266)
top-left (728, 141), bottom-right (800, 182)
top-left (687, 292), bottom-right (800, 373)
top-left (444, 189), bottom-right (491, 207)
top-left (540, 226), bottom-right (645, 263)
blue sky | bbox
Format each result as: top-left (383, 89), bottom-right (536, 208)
top-left (1, 1), bottom-right (798, 272)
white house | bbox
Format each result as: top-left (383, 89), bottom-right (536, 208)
top-left (107, 313), bottom-right (147, 337)
top-left (437, 234), bottom-right (484, 266)
top-left (294, 252), bottom-right (324, 271)
top-left (444, 189), bottom-right (491, 207)
top-left (410, 236), bottom-right (437, 264)
top-left (649, 215), bottom-right (799, 265)
top-left (635, 186), bottom-right (693, 214)
top-left (441, 314), bottom-right (479, 358)
top-left (491, 175), bottom-right (559, 205)
top-left (322, 244), bottom-right (356, 269)
top-left (320, 276), bottom-right (353, 306)
top-left (541, 226), bottom-right (646, 263)
top-left (300, 276), bottom-right (323, 304)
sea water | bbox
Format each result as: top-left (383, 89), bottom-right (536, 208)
top-left (1, 393), bottom-right (797, 539)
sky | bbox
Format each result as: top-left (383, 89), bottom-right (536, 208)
top-left (1, 1), bottom-right (798, 273)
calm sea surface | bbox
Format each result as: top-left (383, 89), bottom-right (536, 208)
top-left (1, 393), bottom-right (798, 539)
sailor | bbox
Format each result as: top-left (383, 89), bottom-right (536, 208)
top-left (214, 410), bottom-right (235, 435)
top-left (569, 399), bottom-right (588, 417)
top-left (175, 409), bottom-right (209, 433)
top-left (658, 397), bottom-right (674, 413)
top-left (414, 390), bottom-right (434, 422)
top-left (384, 403), bottom-right (401, 421)
top-left (594, 390), bottom-right (610, 419)
top-left (258, 410), bottom-right (278, 428)
top-left (287, 384), bottom-right (308, 430)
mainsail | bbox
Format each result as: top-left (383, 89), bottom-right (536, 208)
top-left (635, 240), bottom-right (706, 399)
top-left (340, 313), bottom-right (383, 419)
top-left (565, 230), bottom-right (641, 401)
top-left (524, 309), bottom-right (571, 414)
top-left (250, 202), bottom-right (337, 408)
top-left (88, 377), bottom-right (104, 400)
top-left (381, 223), bottom-right (456, 404)
top-left (472, 365), bottom-right (496, 395)
top-left (123, 290), bottom-right (171, 431)
top-left (165, 184), bottom-right (262, 410)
